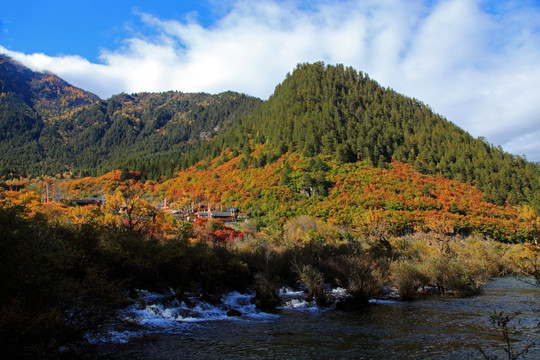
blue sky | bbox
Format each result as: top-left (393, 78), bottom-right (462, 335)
top-left (1, 0), bottom-right (539, 161)
top-left (0, 1), bottom-right (219, 62)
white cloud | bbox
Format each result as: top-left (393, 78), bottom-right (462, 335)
top-left (1, 0), bottom-right (539, 160)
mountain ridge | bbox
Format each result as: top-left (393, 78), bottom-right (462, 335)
top-left (0, 54), bottom-right (100, 119)
top-left (0, 56), bottom-right (538, 211)
top-left (0, 55), bottom-right (261, 178)
top-left (210, 62), bottom-right (539, 208)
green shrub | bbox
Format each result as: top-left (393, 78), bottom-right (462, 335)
top-left (298, 264), bottom-right (328, 306)
top-left (254, 272), bottom-right (281, 312)
top-left (326, 254), bottom-right (383, 310)
top-left (391, 261), bottom-right (429, 300)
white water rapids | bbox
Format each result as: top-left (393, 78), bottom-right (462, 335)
top-left (93, 278), bottom-right (538, 359)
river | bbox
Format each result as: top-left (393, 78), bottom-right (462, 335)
top-left (107, 277), bottom-right (539, 359)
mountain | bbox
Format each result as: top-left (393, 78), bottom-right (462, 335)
top-left (0, 54), bottom-right (100, 119)
top-left (0, 56), bottom-right (538, 210)
top-left (39, 91), bottom-right (261, 178)
top-left (216, 62), bottom-right (539, 208)
top-left (0, 55), bottom-right (261, 178)
top-left (0, 54), bottom-right (100, 177)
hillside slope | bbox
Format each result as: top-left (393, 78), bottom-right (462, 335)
top-left (0, 54), bottom-right (100, 118)
top-left (43, 91), bottom-right (261, 178)
top-left (0, 55), bottom-right (261, 178)
top-left (0, 57), bottom-right (538, 210)
top-left (217, 62), bottom-right (539, 208)
top-left (0, 55), bottom-right (101, 177)
top-left (57, 150), bottom-right (537, 242)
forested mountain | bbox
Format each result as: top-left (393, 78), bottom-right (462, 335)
top-left (0, 55), bottom-right (261, 178)
top-left (39, 91), bottom-right (261, 178)
top-left (216, 63), bottom-right (539, 208)
top-left (0, 57), bottom-right (538, 210)
top-left (0, 55), bottom-right (100, 177)
top-left (0, 55), bottom-right (100, 118)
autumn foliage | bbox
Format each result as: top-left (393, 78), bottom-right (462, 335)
top-left (55, 149), bottom-right (537, 243)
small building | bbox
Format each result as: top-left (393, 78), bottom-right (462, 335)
top-left (68, 197), bottom-right (105, 207)
top-left (201, 210), bottom-right (237, 223)
top-left (175, 210), bottom-right (237, 224)
top-left (175, 213), bottom-right (199, 222)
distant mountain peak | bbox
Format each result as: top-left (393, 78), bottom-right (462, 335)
top-left (0, 54), bottom-right (100, 119)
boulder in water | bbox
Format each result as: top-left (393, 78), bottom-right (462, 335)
top-left (227, 309), bottom-right (242, 317)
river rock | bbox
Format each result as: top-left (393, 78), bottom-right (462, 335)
top-left (227, 309), bottom-right (242, 317)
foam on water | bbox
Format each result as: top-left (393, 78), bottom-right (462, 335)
top-left (279, 286), bottom-right (305, 297)
top-left (329, 287), bottom-right (347, 297)
top-left (277, 287), bottom-right (315, 311)
top-left (368, 298), bottom-right (401, 304)
top-left (106, 286), bottom-right (399, 343)
top-left (280, 298), bottom-right (317, 310)
top-left (278, 286), bottom-right (354, 312)
top-left (119, 289), bottom-right (277, 331)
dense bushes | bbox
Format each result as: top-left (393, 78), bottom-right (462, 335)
top-left (0, 205), bottom-right (122, 359)
top-left (390, 261), bottom-right (429, 301)
top-left (0, 197), bottom-right (251, 358)
top-left (230, 216), bottom-right (535, 305)
top-left (0, 190), bottom-right (538, 358)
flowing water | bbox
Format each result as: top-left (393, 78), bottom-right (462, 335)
top-left (107, 277), bottom-right (539, 359)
